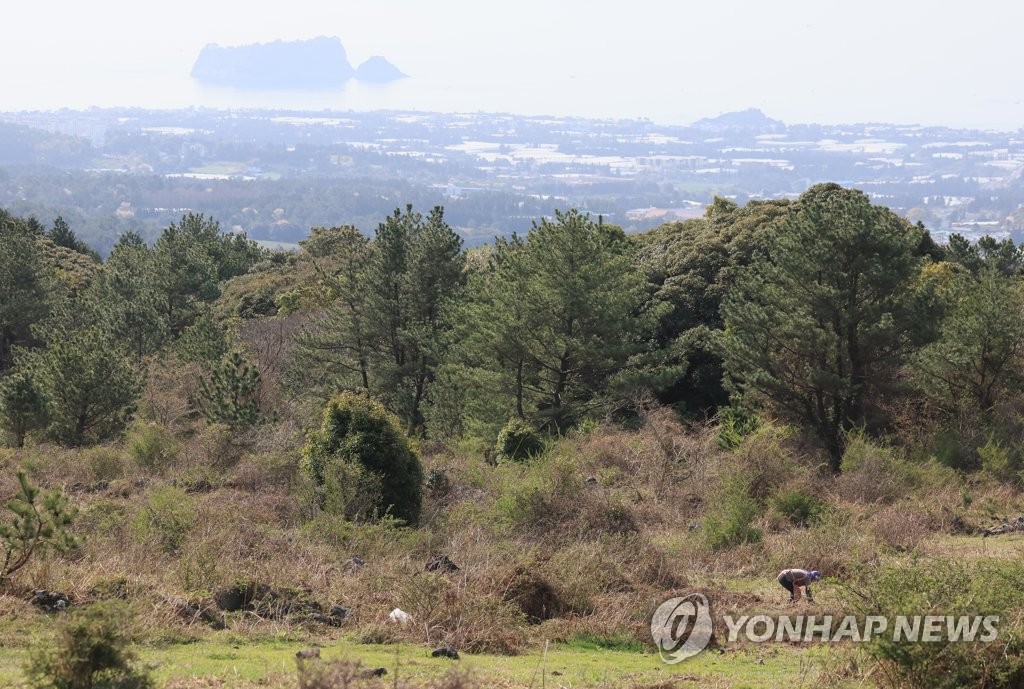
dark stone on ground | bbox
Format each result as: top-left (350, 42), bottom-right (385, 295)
top-left (949, 515), bottom-right (976, 535)
top-left (180, 477), bottom-right (213, 493)
top-left (344, 556), bottom-right (365, 572)
top-left (361, 667), bottom-right (388, 678)
top-left (306, 605), bottom-right (347, 627)
top-left (207, 581), bottom-right (349, 627)
top-left (166, 595), bottom-right (225, 629)
top-left (31, 590), bottom-right (69, 612)
top-left (431, 646), bottom-right (459, 659)
top-left (213, 587), bottom-right (247, 612)
top-left (983, 515), bottom-right (1024, 537)
top-left (295, 648), bottom-right (320, 659)
top-left (425, 554), bottom-right (459, 573)
top-left (68, 481), bottom-right (108, 493)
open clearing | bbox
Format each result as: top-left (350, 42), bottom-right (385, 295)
top-left (0, 636), bottom-right (855, 688)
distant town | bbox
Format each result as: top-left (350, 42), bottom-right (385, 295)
top-left (1, 106), bottom-right (1022, 253)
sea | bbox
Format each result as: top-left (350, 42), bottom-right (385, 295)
top-left (5, 66), bottom-right (702, 127)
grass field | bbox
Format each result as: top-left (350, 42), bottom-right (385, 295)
top-left (0, 635), bottom-right (857, 689)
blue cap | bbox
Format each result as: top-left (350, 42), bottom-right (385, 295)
top-left (809, 570), bottom-right (821, 580)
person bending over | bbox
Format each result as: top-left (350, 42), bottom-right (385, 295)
top-left (778, 568), bottom-right (819, 602)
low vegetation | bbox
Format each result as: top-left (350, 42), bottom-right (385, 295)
top-left (4, 187), bottom-right (1024, 688)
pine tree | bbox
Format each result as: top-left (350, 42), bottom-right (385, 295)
top-left (0, 370), bottom-right (48, 447)
top-left (92, 236), bottom-right (168, 359)
top-left (309, 201), bottom-right (466, 432)
top-left (0, 211), bottom-right (49, 374)
top-left (152, 224), bottom-right (219, 336)
top-left (1, 471), bottom-right (77, 585)
top-left (195, 351), bottom-right (263, 429)
top-left (31, 323), bottom-right (141, 445)
top-left (293, 226), bottom-right (375, 393)
top-left (722, 184), bottom-right (930, 471)
top-left (513, 210), bottom-right (648, 430)
top-left (461, 236), bottom-right (534, 422)
top-left (913, 269), bottom-right (1024, 418)
top-left (446, 210), bottom-right (650, 433)
top-left (47, 216), bottom-right (99, 261)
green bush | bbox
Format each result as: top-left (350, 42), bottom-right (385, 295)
top-left (321, 458), bottom-right (384, 521)
top-left (495, 417), bottom-right (544, 462)
top-left (977, 436), bottom-right (1022, 484)
top-left (932, 429), bottom-right (976, 471)
top-left (771, 489), bottom-right (826, 527)
top-left (77, 500), bottom-right (129, 539)
top-left (839, 433), bottom-right (918, 503)
top-left (703, 475), bottom-right (762, 551)
top-left (26, 600), bottom-right (153, 689)
top-left (83, 446), bottom-right (124, 482)
top-left (302, 392), bottom-right (423, 525)
top-left (132, 486), bottom-right (195, 553)
top-left (854, 558), bottom-right (1024, 689)
top-left (716, 406), bottom-right (760, 450)
top-left (126, 422), bottom-right (180, 471)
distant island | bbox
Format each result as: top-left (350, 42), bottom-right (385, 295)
top-left (354, 56), bottom-right (407, 83)
top-left (691, 108), bottom-right (785, 133)
top-left (190, 36), bottom-right (406, 90)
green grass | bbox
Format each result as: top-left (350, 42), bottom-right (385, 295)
top-left (921, 532), bottom-right (1024, 559)
top-left (565, 632), bottom-right (648, 653)
top-left (0, 635), bottom-right (851, 688)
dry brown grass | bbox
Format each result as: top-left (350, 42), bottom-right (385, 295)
top-left (4, 402), bottom-right (1019, 664)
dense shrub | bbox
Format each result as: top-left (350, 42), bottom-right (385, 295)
top-left (302, 392), bottom-right (423, 525)
top-left (82, 446), bottom-right (124, 482)
top-left (131, 486), bottom-right (195, 553)
top-left (977, 436), bottom-right (1022, 484)
top-left (495, 417), bottom-right (544, 462)
top-left (703, 474), bottom-right (762, 551)
top-left (26, 600), bottom-right (153, 689)
top-left (765, 509), bottom-right (875, 577)
top-left (126, 422), bottom-right (180, 471)
top-left (854, 558), bottom-right (1024, 689)
top-left (771, 489), bottom-right (826, 527)
top-left (716, 406), bottom-right (759, 450)
top-left (839, 433), bottom-right (916, 503)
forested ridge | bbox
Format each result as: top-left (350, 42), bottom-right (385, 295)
top-left (5, 183), bottom-right (1024, 688)
top-left (0, 183), bottom-right (980, 452)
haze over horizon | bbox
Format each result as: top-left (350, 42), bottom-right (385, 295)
top-left (4, 0), bottom-right (1024, 130)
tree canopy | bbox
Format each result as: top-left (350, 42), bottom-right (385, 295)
top-left (721, 184), bottom-right (933, 470)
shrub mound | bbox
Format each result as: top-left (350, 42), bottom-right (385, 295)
top-left (302, 392), bottom-right (423, 525)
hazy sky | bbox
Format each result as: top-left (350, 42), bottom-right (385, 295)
top-left (4, 1), bottom-right (1024, 129)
